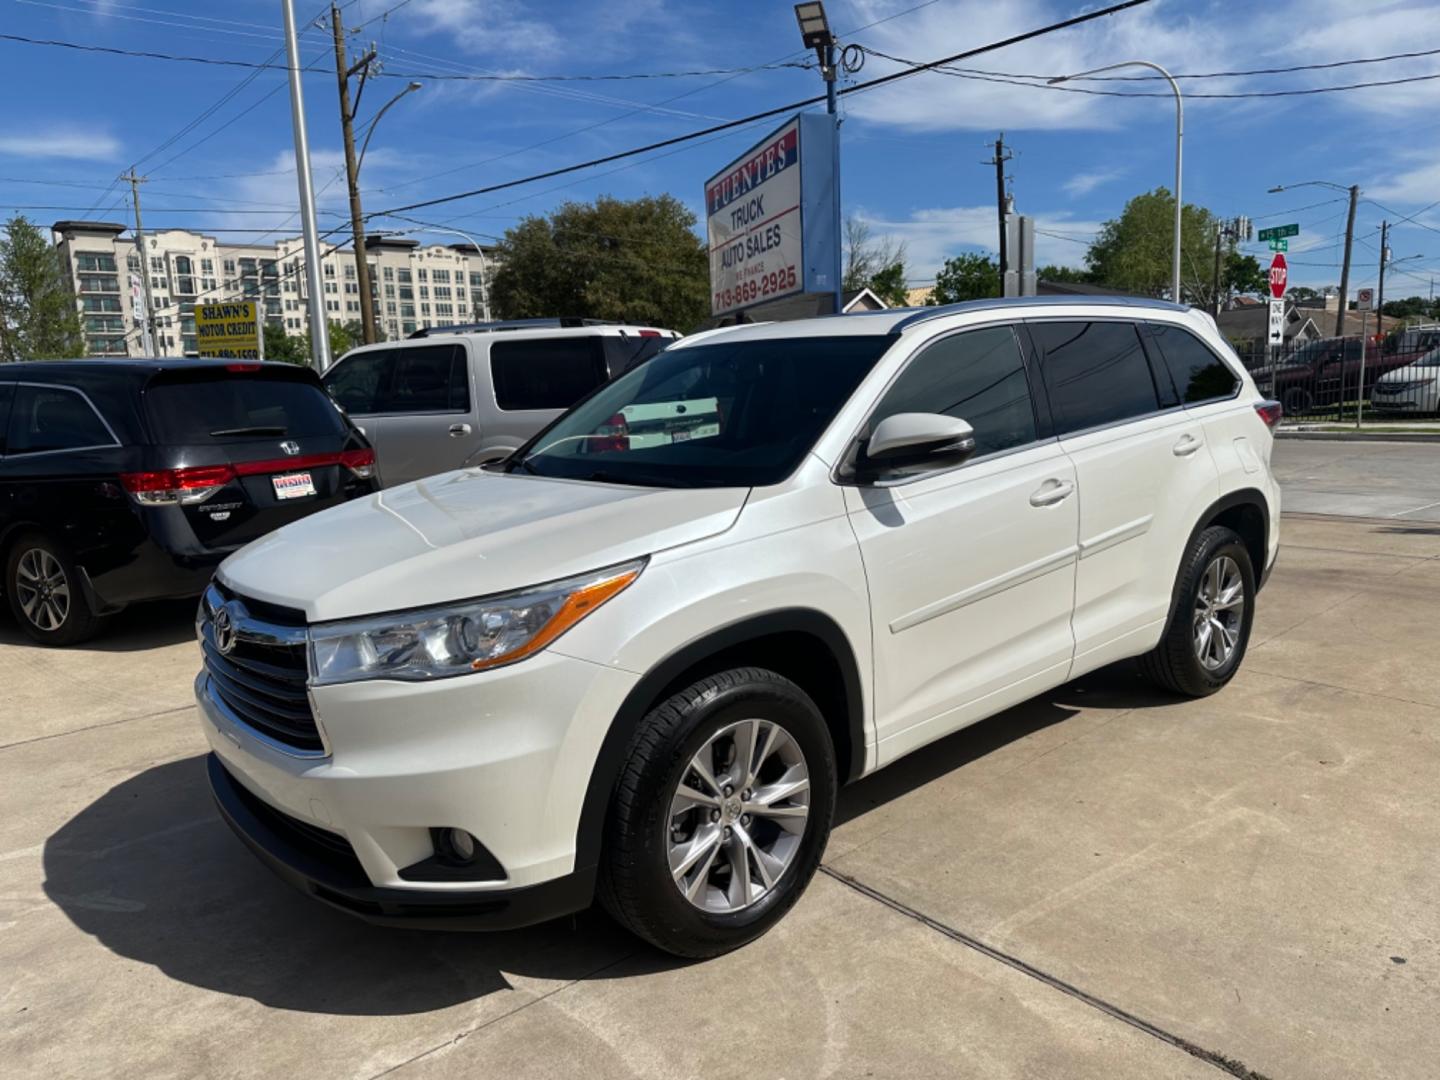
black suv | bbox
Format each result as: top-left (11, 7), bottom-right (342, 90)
top-left (0, 360), bottom-right (379, 645)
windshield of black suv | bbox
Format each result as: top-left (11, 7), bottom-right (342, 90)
top-left (511, 334), bottom-right (896, 488)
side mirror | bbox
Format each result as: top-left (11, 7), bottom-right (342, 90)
top-left (857, 412), bottom-right (977, 482)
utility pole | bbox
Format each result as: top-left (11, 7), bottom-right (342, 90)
top-left (1376, 219), bottom-right (1389, 339)
top-left (823, 38), bottom-right (842, 316)
top-left (330, 3), bottom-right (378, 345)
top-left (986, 135), bottom-right (1013, 292)
top-left (1335, 184), bottom-right (1359, 337)
top-left (282, 0), bottom-right (331, 372)
top-left (121, 171), bottom-right (160, 356)
top-left (1210, 224), bottom-right (1224, 318)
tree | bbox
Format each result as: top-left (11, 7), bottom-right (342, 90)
top-left (1222, 252), bottom-right (1266, 300)
top-left (843, 217), bottom-right (909, 305)
top-left (928, 253), bottom-right (999, 304)
top-left (263, 322), bottom-right (307, 365)
top-left (1289, 285), bottom-right (1323, 305)
top-left (1085, 189), bottom-right (1217, 303)
top-left (0, 215), bottom-right (84, 361)
top-left (492, 195), bottom-right (708, 332)
top-left (1038, 264), bottom-right (1093, 284)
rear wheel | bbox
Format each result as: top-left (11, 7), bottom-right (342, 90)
top-left (1282, 386), bottom-right (1314, 416)
top-left (599, 667), bottom-right (836, 958)
top-left (1139, 526), bottom-right (1255, 697)
top-left (4, 534), bottom-right (103, 646)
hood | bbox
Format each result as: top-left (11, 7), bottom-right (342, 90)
top-left (218, 468), bottom-right (748, 621)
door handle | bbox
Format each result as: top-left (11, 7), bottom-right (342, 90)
top-left (1173, 434), bottom-right (1202, 457)
top-left (1029, 479), bottom-right (1075, 507)
top-left (448, 423), bottom-right (472, 438)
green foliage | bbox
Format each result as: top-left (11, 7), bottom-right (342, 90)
top-left (263, 322), bottom-right (307, 365)
top-left (1038, 264), bottom-right (1093, 284)
top-left (1381, 295), bottom-right (1440, 320)
top-left (492, 195), bottom-right (708, 332)
top-left (1085, 189), bottom-right (1217, 303)
top-left (928, 252), bottom-right (999, 304)
top-left (843, 217), bottom-right (909, 305)
top-left (0, 215), bottom-right (84, 361)
top-left (1223, 252), bottom-right (1267, 298)
top-left (1288, 285), bottom-right (1323, 304)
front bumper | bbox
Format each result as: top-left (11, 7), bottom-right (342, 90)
top-left (207, 754), bottom-right (595, 929)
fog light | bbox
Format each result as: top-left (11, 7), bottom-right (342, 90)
top-left (443, 827), bottom-right (477, 862)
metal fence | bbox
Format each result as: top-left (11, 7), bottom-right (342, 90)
top-left (1234, 326), bottom-right (1440, 424)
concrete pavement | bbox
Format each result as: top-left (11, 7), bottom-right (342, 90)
top-left (1272, 438), bottom-right (1440, 521)
top-left (4, 514), bottom-right (1440, 1079)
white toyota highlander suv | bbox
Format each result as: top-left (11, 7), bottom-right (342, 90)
top-left (196, 297), bottom-right (1282, 958)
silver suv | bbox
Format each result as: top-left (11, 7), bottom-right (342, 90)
top-left (322, 320), bottom-right (680, 485)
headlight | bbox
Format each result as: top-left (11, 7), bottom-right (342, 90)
top-left (308, 558), bottom-right (645, 685)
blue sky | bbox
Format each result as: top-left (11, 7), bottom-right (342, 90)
top-left (3, 0), bottom-right (1438, 297)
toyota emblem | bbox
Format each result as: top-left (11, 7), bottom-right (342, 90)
top-left (214, 605), bottom-right (238, 654)
top-left (280, 439), bottom-right (301, 456)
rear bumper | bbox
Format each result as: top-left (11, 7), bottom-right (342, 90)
top-left (207, 753), bottom-right (595, 929)
top-left (85, 532), bottom-right (222, 611)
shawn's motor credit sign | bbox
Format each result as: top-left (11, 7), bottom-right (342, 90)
top-left (194, 301), bottom-right (263, 360)
top-left (704, 112), bottom-right (838, 317)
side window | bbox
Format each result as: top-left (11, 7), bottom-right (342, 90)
top-left (1148, 323), bottom-right (1239, 404)
top-left (0, 383), bottom-right (13, 454)
top-left (8, 385), bottom-right (116, 455)
top-left (387, 345), bottom-right (468, 413)
top-left (490, 337), bottom-right (607, 411)
top-left (323, 348), bottom-right (394, 414)
top-left (1031, 321), bottom-right (1160, 435)
top-left (870, 325), bottom-right (1037, 459)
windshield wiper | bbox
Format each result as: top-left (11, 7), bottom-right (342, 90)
top-left (209, 425), bottom-right (287, 437)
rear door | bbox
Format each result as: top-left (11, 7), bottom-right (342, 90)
top-left (486, 334), bottom-right (611, 452)
top-left (141, 367), bottom-right (367, 551)
top-left (366, 342), bottom-right (475, 485)
top-left (1030, 319), bottom-right (1219, 673)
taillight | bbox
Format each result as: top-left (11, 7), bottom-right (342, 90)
top-left (339, 447), bottom-right (377, 479)
top-left (225, 363), bottom-right (262, 372)
top-left (120, 464), bottom-right (236, 505)
top-left (1254, 400), bottom-right (1283, 429)
top-left (587, 412), bottom-right (629, 453)
top-left (638, 329), bottom-right (661, 338)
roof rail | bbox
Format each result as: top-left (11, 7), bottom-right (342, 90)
top-left (408, 317), bottom-right (621, 338)
top-left (891, 295), bottom-right (1191, 333)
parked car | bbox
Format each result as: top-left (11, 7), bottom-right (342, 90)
top-left (0, 360), bottom-right (378, 646)
top-left (1370, 346), bottom-right (1440, 414)
top-left (197, 297), bottom-right (1281, 957)
top-left (322, 320), bottom-right (680, 486)
top-left (1254, 332), bottom-right (1435, 415)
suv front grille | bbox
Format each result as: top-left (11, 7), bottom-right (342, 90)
top-left (200, 582), bottom-right (323, 754)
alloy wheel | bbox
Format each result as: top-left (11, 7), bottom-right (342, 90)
top-left (1193, 554), bottom-right (1244, 671)
top-left (15, 548), bottom-right (71, 633)
top-left (666, 718), bottom-right (810, 914)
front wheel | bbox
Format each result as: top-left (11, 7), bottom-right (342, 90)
top-left (599, 667), bottom-right (836, 958)
top-left (4, 534), bottom-right (104, 646)
top-left (1139, 526), bottom-right (1256, 697)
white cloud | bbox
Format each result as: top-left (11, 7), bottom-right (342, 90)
top-left (1370, 156), bottom-right (1440, 205)
top-left (1062, 168), bottom-right (1124, 197)
top-left (854, 204), bottom-right (1102, 280)
top-left (0, 130), bottom-right (120, 160)
top-left (410, 0), bottom-right (563, 59)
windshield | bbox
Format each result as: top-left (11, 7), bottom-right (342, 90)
top-left (512, 334), bottom-right (895, 488)
top-left (1414, 347), bottom-right (1440, 368)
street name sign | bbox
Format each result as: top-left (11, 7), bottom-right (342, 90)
top-left (1268, 253), bottom-right (1288, 299)
top-left (1268, 238), bottom-right (1288, 252)
top-left (704, 112), bottom-right (838, 317)
top-left (1268, 299), bottom-right (1285, 346)
top-left (194, 301), bottom-right (263, 359)
top-left (1257, 223), bottom-right (1299, 242)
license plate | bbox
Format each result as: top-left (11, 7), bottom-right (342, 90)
top-left (272, 472), bottom-right (316, 500)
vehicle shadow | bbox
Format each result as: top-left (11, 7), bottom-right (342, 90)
top-left (42, 660), bottom-right (1174, 1017)
top-left (0, 597), bottom-right (198, 652)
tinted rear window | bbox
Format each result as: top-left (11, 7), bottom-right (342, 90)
top-left (8, 384), bottom-right (116, 454)
top-left (491, 337), bottom-right (608, 411)
top-left (1148, 323), bottom-right (1239, 404)
top-left (1032, 321), bottom-right (1160, 435)
top-left (145, 372), bottom-right (346, 443)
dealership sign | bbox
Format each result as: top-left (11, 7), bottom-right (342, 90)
top-left (194, 300), bottom-right (263, 360)
top-left (704, 112), bottom-right (838, 317)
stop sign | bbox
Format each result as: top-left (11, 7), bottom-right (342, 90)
top-left (1269, 253), bottom-right (1288, 299)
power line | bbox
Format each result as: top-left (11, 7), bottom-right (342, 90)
top-left (366, 0), bottom-right (1159, 221)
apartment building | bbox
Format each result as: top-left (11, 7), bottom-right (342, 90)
top-left (51, 220), bottom-right (498, 358)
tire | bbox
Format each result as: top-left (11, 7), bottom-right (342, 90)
top-left (1282, 386), bottom-right (1313, 416)
top-left (598, 667), bottom-right (837, 958)
top-left (4, 533), bottom-right (104, 646)
top-left (1139, 526), bottom-right (1256, 698)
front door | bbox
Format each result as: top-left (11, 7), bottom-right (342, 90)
top-left (371, 342), bottom-right (476, 485)
top-left (843, 324), bottom-right (1080, 765)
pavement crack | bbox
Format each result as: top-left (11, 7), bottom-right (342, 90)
top-left (0, 703), bottom-right (194, 752)
top-left (818, 864), bottom-right (1274, 1080)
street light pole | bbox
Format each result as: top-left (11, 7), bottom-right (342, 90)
top-left (281, 0), bottom-right (331, 373)
top-left (795, 3), bottom-right (844, 317)
top-left (396, 221), bottom-right (492, 322)
top-left (1051, 61), bottom-right (1182, 303)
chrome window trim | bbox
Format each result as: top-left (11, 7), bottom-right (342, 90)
top-left (4, 381), bottom-right (122, 458)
